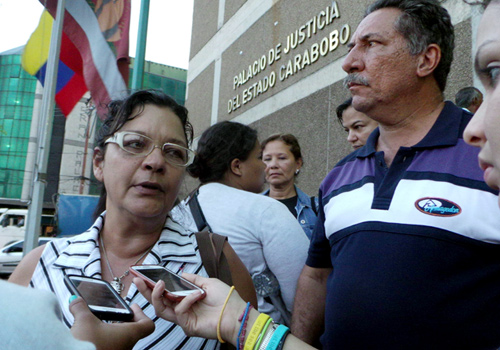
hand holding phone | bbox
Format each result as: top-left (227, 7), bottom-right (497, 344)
top-left (130, 265), bottom-right (205, 301)
top-left (64, 275), bottom-right (134, 322)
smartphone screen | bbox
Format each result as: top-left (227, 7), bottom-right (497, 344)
top-left (130, 265), bottom-right (205, 300)
top-left (72, 278), bottom-right (129, 310)
top-left (65, 275), bottom-right (134, 321)
top-left (138, 267), bottom-right (198, 293)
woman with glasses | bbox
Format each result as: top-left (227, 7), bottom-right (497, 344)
top-left (9, 90), bottom-right (253, 350)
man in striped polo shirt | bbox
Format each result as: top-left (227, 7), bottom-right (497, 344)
top-left (291, 0), bottom-right (500, 349)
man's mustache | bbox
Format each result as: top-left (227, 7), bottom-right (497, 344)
top-left (343, 74), bottom-right (369, 89)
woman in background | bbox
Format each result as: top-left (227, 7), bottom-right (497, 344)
top-left (172, 121), bottom-right (308, 325)
top-left (261, 134), bottom-right (318, 239)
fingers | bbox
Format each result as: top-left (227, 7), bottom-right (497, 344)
top-left (129, 304), bottom-right (156, 338)
top-left (174, 290), bottom-right (205, 315)
top-left (181, 273), bottom-right (209, 288)
top-left (133, 277), bottom-right (152, 302)
top-left (151, 280), bottom-right (175, 309)
top-left (130, 303), bottom-right (150, 323)
top-left (69, 296), bottom-right (98, 324)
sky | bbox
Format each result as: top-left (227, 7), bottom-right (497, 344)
top-left (0, 0), bottom-right (194, 69)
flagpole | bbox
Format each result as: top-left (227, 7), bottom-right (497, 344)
top-left (131, 0), bottom-right (150, 89)
top-left (23, 0), bottom-right (66, 255)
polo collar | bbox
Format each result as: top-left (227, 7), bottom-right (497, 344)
top-left (356, 101), bottom-right (462, 158)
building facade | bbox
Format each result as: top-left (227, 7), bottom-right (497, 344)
top-left (0, 48), bottom-right (37, 200)
top-left (186, 0), bottom-right (481, 195)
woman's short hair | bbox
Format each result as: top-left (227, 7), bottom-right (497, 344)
top-left (93, 89), bottom-right (193, 218)
top-left (260, 133), bottom-right (302, 162)
top-left (95, 89), bottom-right (193, 150)
top-left (187, 121), bottom-right (258, 184)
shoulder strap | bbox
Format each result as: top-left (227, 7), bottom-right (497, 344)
top-left (310, 196), bottom-right (318, 215)
top-left (195, 231), bottom-right (233, 286)
top-left (188, 189), bottom-right (213, 232)
top-left (195, 231), bottom-right (218, 278)
top-left (209, 233), bottom-right (233, 286)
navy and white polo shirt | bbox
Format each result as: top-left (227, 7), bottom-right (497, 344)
top-left (307, 102), bottom-right (500, 349)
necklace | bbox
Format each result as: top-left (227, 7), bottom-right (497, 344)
top-left (99, 234), bottom-right (154, 294)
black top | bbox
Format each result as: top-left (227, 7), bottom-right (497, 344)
top-left (278, 195), bottom-right (298, 218)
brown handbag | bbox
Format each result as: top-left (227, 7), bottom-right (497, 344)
top-left (194, 231), bottom-right (233, 286)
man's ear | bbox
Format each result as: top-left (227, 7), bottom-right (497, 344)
top-left (230, 158), bottom-right (243, 177)
top-left (416, 43), bottom-right (441, 78)
top-left (93, 147), bottom-right (104, 182)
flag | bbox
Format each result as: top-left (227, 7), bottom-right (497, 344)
top-left (37, 0), bottom-right (130, 119)
top-left (22, 11), bottom-right (87, 117)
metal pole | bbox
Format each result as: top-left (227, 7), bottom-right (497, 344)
top-left (131, 0), bottom-right (150, 89)
top-left (23, 0), bottom-right (66, 255)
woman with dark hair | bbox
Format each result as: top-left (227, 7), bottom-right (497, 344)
top-left (10, 90), bottom-right (253, 350)
top-left (172, 121), bottom-right (309, 325)
top-left (261, 134), bottom-right (317, 239)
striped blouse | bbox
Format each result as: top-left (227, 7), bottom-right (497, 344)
top-left (30, 213), bottom-right (220, 350)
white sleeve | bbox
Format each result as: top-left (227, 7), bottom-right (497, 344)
top-left (0, 281), bottom-right (96, 350)
top-left (258, 201), bottom-right (310, 311)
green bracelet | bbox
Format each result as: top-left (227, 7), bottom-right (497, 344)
top-left (254, 318), bottom-right (273, 350)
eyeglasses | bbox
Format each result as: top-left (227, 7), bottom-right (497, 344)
top-left (105, 131), bottom-right (195, 167)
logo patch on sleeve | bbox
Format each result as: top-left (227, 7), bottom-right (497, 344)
top-left (415, 197), bottom-right (461, 217)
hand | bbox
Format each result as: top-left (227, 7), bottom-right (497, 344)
top-left (69, 297), bottom-right (155, 350)
top-left (134, 274), bottom-right (246, 343)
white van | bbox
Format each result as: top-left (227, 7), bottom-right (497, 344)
top-left (0, 209), bottom-right (55, 248)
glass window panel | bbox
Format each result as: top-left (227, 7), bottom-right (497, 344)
top-left (9, 65), bottom-right (21, 78)
top-left (0, 91), bottom-right (7, 105)
top-left (4, 106), bottom-right (15, 118)
top-left (9, 78), bottom-right (19, 91)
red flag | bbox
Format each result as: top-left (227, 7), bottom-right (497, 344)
top-left (40, 0), bottom-right (130, 119)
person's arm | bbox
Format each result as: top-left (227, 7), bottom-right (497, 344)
top-left (69, 297), bottom-right (155, 350)
top-left (133, 273), bottom-right (316, 350)
top-left (291, 265), bottom-right (331, 345)
top-left (8, 244), bottom-right (45, 286)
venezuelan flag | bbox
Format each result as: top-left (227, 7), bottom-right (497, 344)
top-left (22, 11), bottom-right (88, 117)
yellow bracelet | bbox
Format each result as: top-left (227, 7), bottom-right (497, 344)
top-left (217, 286), bottom-right (235, 343)
top-left (244, 313), bottom-right (271, 350)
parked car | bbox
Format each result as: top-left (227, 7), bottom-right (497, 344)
top-left (0, 237), bottom-right (55, 276)
top-left (0, 209), bottom-right (56, 248)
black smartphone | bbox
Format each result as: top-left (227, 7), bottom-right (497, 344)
top-left (64, 275), bottom-right (134, 322)
top-left (130, 265), bottom-right (205, 301)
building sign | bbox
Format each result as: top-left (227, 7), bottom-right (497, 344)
top-left (228, 1), bottom-right (351, 114)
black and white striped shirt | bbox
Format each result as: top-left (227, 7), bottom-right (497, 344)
top-left (30, 213), bottom-right (220, 350)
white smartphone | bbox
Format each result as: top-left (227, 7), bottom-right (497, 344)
top-left (130, 265), bottom-right (205, 301)
top-left (64, 275), bottom-right (134, 322)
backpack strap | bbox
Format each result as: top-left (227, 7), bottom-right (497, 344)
top-left (188, 189), bottom-right (213, 232)
top-left (310, 196), bottom-right (318, 215)
top-left (195, 231), bottom-right (233, 286)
